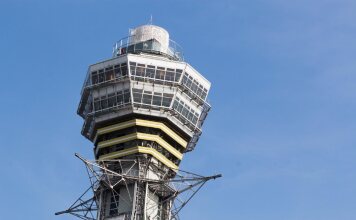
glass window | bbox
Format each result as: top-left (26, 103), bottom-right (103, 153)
top-left (186, 76), bottom-right (193, 88)
top-left (177, 102), bottom-right (183, 112)
top-left (191, 82), bottom-right (198, 93)
top-left (136, 66), bottom-right (145, 77)
top-left (156, 67), bottom-right (165, 81)
top-left (192, 116), bottom-right (198, 124)
top-left (182, 73), bottom-right (188, 84)
top-left (105, 67), bottom-right (114, 81)
top-left (114, 67), bottom-right (121, 78)
top-left (146, 67), bottom-right (155, 78)
top-left (152, 95), bottom-right (162, 106)
top-left (197, 85), bottom-right (204, 97)
top-left (182, 107), bottom-right (189, 118)
top-left (121, 63), bottom-right (128, 76)
top-left (156, 70), bottom-right (165, 80)
top-left (142, 94), bottom-right (152, 105)
top-left (175, 69), bottom-right (183, 82)
top-left (123, 90), bottom-right (130, 103)
top-left (108, 93), bottom-right (116, 107)
top-left (165, 70), bottom-right (175, 82)
top-left (133, 93), bottom-right (140, 103)
top-left (94, 98), bottom-right (100, 111)
top-left (173, 100), bottom-right (178, 109)
top-left (130, 66), bottom-right (136, 76)
top-left (135, 42), bottom-right (143, 51)
top-left (91, 71), bottom-right (98, 85)
top-left (101, 96), bottom-right (108, 109)
top-left (98, 69), bottom-right (105, 83)
top-left (187, 112), bottom-right (194, 121)
top-left (162, 97), bottom-right (171, 107)
top-left (201, 90), bottom-right (207, 100)
top-left (117, 91), bottom-right (123, 104)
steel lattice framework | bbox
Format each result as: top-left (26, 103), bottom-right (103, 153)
top-left (56, 154), bottom-right (221, 220)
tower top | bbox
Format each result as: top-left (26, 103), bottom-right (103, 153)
top-left (113, 24), bottom-right (184, 61)
top-left (129, 25), bottom-right (170, 54)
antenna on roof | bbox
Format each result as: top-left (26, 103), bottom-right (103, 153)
top-left (149, 15), bottom-right (153, 25)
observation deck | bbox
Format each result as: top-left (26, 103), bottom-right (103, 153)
top-left (112, 25), bottom-right (184, 61)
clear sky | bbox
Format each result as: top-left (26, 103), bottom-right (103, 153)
top-left (0, 0), bottom-right (355, 219)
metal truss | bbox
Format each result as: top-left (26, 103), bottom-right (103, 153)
top-left (56, 154), bottom-right (221, 220)
top-left (55, 186), bottom-right (97, 220)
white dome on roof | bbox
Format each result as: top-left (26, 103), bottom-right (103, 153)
top-left (129, 25), bottom-right (169, 54)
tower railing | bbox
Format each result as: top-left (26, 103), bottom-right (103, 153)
top-left (113, 35), bottom-right (184, 61)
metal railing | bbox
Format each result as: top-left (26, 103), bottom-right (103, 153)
top-left (113, 35), bottom-right (184, 61)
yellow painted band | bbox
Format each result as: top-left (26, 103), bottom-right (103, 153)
top-left (95, 119), bottom-right (187, 148)
top-left (97, 132), bottom-right (183, 160)
top-left (98, 146), bottom-right (178, 170)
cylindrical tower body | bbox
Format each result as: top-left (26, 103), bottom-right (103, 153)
top-left (77, 25), bottom-right (211, 220)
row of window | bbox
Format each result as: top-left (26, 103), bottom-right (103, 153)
top-left (116, 39), bottom-right (165, 56)
top-left (93, 89), bottom-right (131, 112)
top-left (130, 62), bottom-right (183, 85)
top-left (88, 90), bottom-right (201, 134)
top-left (91, 63), bottom-right (128, 86)
top-left (115, 39), bottom-right (182, 61)
top-left (92, 91), bottom-right (199, 129)
top-left (182, 73), bottom-right (208, 101)
top-left (88, 62), bottom-right (208, 102)
top-left (172, 98), bottom-right (200, 127)
top-left (88, 62), bottom-right (208, 111)
top-left (132, 89), bottom-right (173, 108)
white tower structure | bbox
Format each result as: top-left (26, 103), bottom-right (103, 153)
top-left (56, 24), bottom-right (221, 220)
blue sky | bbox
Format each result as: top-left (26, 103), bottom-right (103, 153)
top-left (0, 0), bottom-right (356, 219)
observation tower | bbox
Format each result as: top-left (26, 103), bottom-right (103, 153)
top-left (56, 24), bottom-right (221, 220)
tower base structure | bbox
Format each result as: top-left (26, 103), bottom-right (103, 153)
top-left (56, 154), bottom-right (221, 220)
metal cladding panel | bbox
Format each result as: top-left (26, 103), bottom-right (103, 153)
top-left (89, 55), bottom-right (128, 72)
top-left (127, 53), bottom-right (186, 70)
top-left (118, 185), bottom-right (134, 213)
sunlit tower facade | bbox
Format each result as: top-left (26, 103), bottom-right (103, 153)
top-left (57, 24), bottom-right (220, 220)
